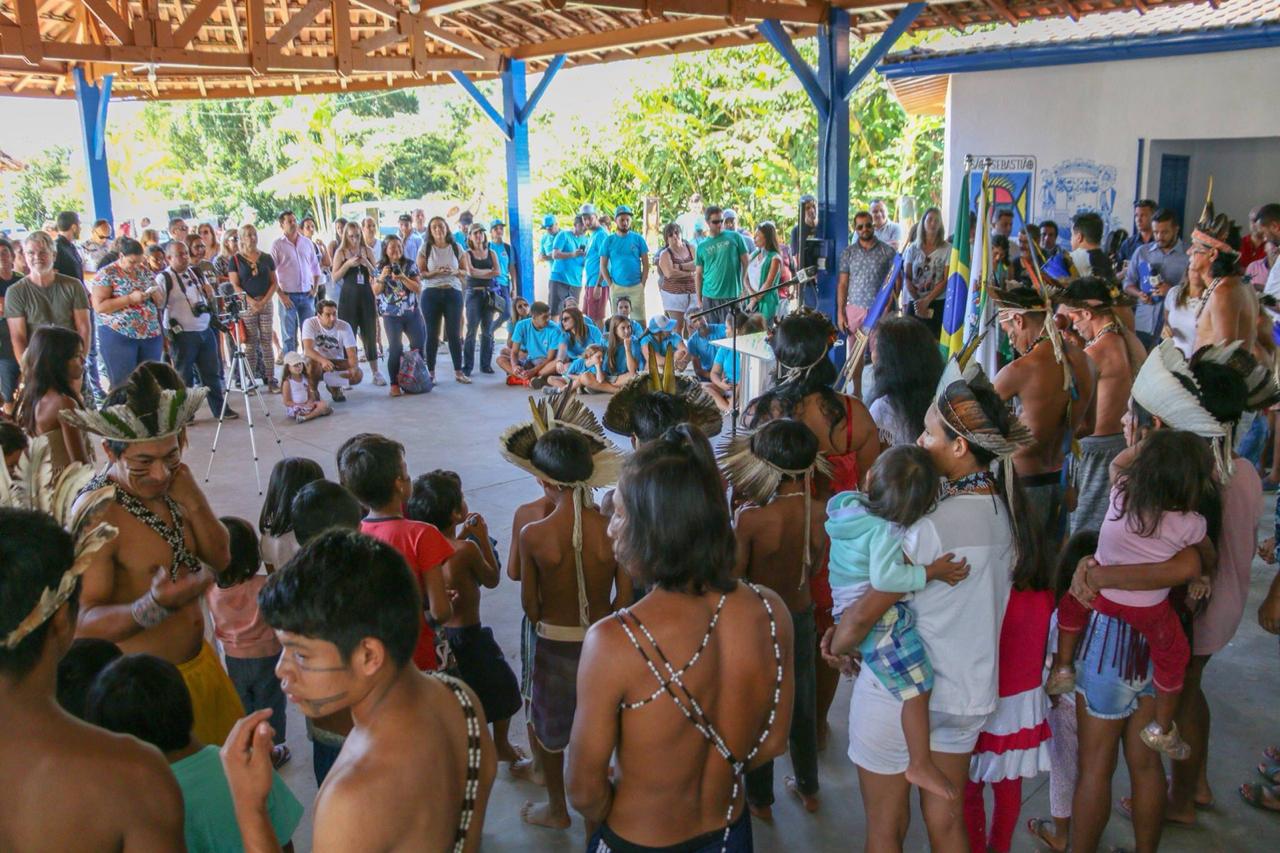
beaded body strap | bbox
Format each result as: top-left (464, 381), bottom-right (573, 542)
top-left (82, 474), bottom-right (201, 581)
top-left (612, 582), bottom-right (783, 853)
top-left (430, 672), bottom-right (484, 853)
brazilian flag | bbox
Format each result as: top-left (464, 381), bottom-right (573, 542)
top-left (939, 172), bottom-right (971, 357)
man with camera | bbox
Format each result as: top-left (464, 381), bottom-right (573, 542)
top-left (160, 240), bottom-right (236, 419)
top-left (301, 299), bottom-right (363, 401)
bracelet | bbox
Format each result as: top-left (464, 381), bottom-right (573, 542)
top-left (130, 590), bottom-right (173, 629)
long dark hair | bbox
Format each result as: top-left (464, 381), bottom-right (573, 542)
top-left (757, 221), bottom-right (780, 254)
top-left (16, 325), bottom-right (84, 435)
top-left (562, 306), bottom-right (589, 347)
top-left (606, 314), bottom-right (630, 372)
top-left (938, 381), bottom-right (1043, 588)
top-left (615, 425), bottom-right (735, 594)
top-left (259, 457), bottom-right (325, 536)
top-left (1112, 430), bottom-right (1219, 539)
top-left (870, 316), bottom-right (943, 442)
top-left (748, 311), bottom-right (845, 441)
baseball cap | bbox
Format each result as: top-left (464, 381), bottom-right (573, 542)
top-left (398, 213), bottom-right (411, 223)
top-left (693, 220), bottom-right (706, 233)
top-left (490, 218), bottom-right (505, 228)
top-left (648, 314), bottom-right (677, 334)
top-left (541, 214), bottom-right (556, 228)
top-left (723, 208), bottom-right (738, 221)
top-left (283, 351), bottom-right (306, 369)
top-left (615, 205), bottom-right (633, 217)
top-left (579, 203), bottom-right (597, 216)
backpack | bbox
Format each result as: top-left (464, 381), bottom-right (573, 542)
top-left (397, 349), bottom-right (433, 394)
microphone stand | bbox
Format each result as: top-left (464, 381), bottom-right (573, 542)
top-left (688, 267), bottom-right (817, 436)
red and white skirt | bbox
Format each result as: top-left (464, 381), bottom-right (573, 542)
top-left (968, 685), bottom-right (1052, 783)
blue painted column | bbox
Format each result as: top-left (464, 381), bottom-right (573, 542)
top-left (502, 60), bottom-right (534, 303)
top-left (815, 9), bottom-right (850, 323)
top-left (73, 68), bottom-right (114, 227)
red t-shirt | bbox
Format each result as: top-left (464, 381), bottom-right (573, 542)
top-left (360, 517), bottom-right (455, 670)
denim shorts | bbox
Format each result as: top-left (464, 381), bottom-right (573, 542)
top-left (1075, 612), bottom-right (1154, 720)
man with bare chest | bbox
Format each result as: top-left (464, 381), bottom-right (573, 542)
top-left (502, 417), bottom-right (632, 831)
top-left (1189, 198), bottom-right (1257, 356)
top-left (66, 371), bottom-right (239, 745)
top-left (995, 286), bottom-right (1096, 551)
top-left (2, 509), bottom-right (185, 853)
top-left (1055, 278), bottom-right (1142, 535)
top-left (724, 419), bottom-right (829, 819)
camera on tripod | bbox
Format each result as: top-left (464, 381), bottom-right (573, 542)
top-left (210, 290), bottom-right (249, 333)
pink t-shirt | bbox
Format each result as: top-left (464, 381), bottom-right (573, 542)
top-left (205, 574), bottom-right (281, 659)
top-left (1095, 486), bottom-right (1206, 608)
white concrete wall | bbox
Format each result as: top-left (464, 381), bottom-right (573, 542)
top-left (939, 46), bottom-right (1280, 237)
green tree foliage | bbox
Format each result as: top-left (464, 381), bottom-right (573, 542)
top-left (10, 147), bottom-right (80, 229)
top-left (376, 100), bottom-right (493, 201)
top-left (537, 42), bottom-right (943, 227)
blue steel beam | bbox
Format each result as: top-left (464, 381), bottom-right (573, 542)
top-left (877, 23), bottom-right (1280, 78)
top-left (815, 7), bottom-right (850, 332)
top-left (502, 59), bottom-right (535, 302)
top-left (755, 19), bottom-right (827, 116)
top-left (841, 2), bottom-right (925, 100)
top-left (73, 68), bottom-right (114, 227)
top-left (448, 70), bottom-right (511, 139)
top-left (518, 53), bottom-right (565, 125)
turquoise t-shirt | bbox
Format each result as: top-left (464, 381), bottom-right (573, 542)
top-left (713, 344), bottom-right (741, 384)
top-left (539, 232), bottom-right (557, 262)
top-left (560, 323), bottom-right (604, 358)
top-left (584, 227), bottom-right (608, 287)
top-left (492, 242), bottom-right (512, 288)
top-left (453, 229), bottom-right (468, 252)
top-left (607, 339), bottom-right (645, 375)
top-left (512, 316), bottom-right (560, 361)
top-left (550, 230), bottom-right (586, 286)
top-left (686, 324), bottom-right (727, 367)
top-left (602, 231), bottom-right (649, 286)
top-left (565, 356), bottom-right (596, 376)
top-left (171, 745), bottom-right (302, 853)
top-left (647, 332), bottom-right (684, 356)
top-left (697, 232), bottom-right (746, 300)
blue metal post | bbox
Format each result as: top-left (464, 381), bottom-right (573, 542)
top-left (73, 68), bottom-right (114, 227)
top-left (816, 9), bottom-right (850, 325)
top-left (502, 59), bottom-right (534, 303)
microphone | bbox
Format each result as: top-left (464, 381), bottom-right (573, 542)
top-left (792, 266), bottom-right (819, 285)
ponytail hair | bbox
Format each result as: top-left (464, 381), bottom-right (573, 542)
top-left (615, 424), bottom-right (735, 594)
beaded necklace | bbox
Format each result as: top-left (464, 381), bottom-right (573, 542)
top-left (939, 470), bottom-right (997, 500)
top-left (83, 474), bottom-right (201, 581)
top-left (430, 672), bottom-right (484, 853)
top-left (613, 582), bottom-right (782, 852)
top-left (1084, 322), bottom-right (1119, 350)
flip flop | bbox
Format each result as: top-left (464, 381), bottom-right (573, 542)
top-left (1258, 763), bottom-right (1280, 785)
top-left (1025, 817), bottom-right (1069, 852)
top-left (1114, 796), bottom-right (1195, 827)
top-left (1238, 783), bottom-right (1280, 813)
top-left (271, 744), bottom-right (291, 769)
top-left (1266, 746), bottom-right (1280, 763)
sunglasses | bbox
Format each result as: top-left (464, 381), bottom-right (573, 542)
top-left (709, 219), bottom-right (723, 225)
top-left (856, 224), bottom-right (874, 231)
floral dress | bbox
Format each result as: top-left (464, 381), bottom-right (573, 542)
top-left (96, 262), bottom-right (161, 339)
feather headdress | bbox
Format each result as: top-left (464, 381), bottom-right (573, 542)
top-left (935, 356), bottom-right (1035, 459)
top-left (1132, 339), bottom-right (1235, 477)
top-left (499, 389), bottom-right (623, 629)
top-left (602, 345), bottom-right (723, 438)
top-left (59, 367), bottom-right (206, 443)
top-left (0, 436), bottom-right (117, 650)
top-left (1191, 177), bottom-right (1239, 257)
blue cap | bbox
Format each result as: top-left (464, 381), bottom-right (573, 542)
top-left (722, 208), bottom-right (738, 221)
top-left (648, 314), bottom-right (676, 334)
top-left (579, 203), bottom-right (597, 216)
top-left (541, 214), bottom-right (556, 228)
top-left (693, 220), bottom-right (706, 233)
top-left (490, 218), bottom-right (505, 228)
top-left (615, 205), bottom-right (633, 217)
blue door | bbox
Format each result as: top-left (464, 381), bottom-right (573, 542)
top-left (1157, 154), bottom-right (1190, 231)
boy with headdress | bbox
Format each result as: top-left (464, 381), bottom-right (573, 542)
top-left (993, 284), bottom-right (1096, 552)
top-left (63, 368), bottom-right (244, 746)
top-left (502, 396), bottom-right (632, 829)
top-left (1054, 278), bottom-right (1144, 535)
top-left (722, 418), bottom-right (830, 818)
top-left (1186, 182), bottom-right (1257, 356)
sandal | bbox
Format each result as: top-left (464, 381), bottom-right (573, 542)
top-left (1239, 782), bottom-right (1280, 813)
top-left (1025, 817), bottom-right (1069, 852)
top-left (271, 744), bottom-right (291, 769)
top-left (1115, 796), bottom-right (1195, 827)
top-left (1258, 763), bottom-right (1280, 785)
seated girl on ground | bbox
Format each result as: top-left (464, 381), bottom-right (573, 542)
top-left (281, 352), bottom-right (332, 423)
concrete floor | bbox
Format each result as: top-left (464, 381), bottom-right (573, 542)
top-left (185, 365), bottom-right (1280, 852)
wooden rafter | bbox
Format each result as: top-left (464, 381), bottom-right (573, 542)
top-left (568, 0), bottom-right (826, 25)
top-left (171, 0), bottom-right (223, 46)
top-left (269, 0), bottom-right (328, 45)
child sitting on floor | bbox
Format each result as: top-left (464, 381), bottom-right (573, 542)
top-left (549, 344), bottom-right (620, 394)
top-left (826, 445), bottom-right (971, 801)
top-left (205, 516), bottom-right (290, 768)
top-left (1048, 429), bottom-right (1214, 760)
top-left (409, 470), bottom-right (532, 780)
top-left (281, 351), bottom-right (332, 423)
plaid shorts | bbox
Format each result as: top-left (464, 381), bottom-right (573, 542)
top-left (863, 601), bottom-right (933, 701)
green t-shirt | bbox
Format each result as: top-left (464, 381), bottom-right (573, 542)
top-left (2, 273), bottom-right (89, 331)
top-left (696, 232), bottom-right (745, 300)
top-left (170, 745), bottom-right (303, 853)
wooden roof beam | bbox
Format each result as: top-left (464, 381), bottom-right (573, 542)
top-left (14, 0), bottom-right (44, 62)
top-left (268, 0), bottom-right (327, 46)
top-left (511, 16), bottom-right (743, 58)
top-left (422, 0), bottom-right (497, 13)
top-left (246, 0), bottom-right (268, 72)
top-left (171, 0), bottom-right (223, 47)
top-left (333, 0), bottom-right (353, 75)
top-left (80, 0), bottom-right (134, 44)
top-left (350, 0), bottom-right (398, 23)
top-left (421, 17), bottom-right (499, 63)
top-left (566, 0), bottom-right (826, 25)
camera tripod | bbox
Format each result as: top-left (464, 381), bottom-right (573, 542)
top-left (203, 318), bottom-right (283, 496)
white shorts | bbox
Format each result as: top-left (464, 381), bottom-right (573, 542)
top-left (846, 667), bottom-right (990, 776)
top-left (660, 290), bottom-right (697, 314)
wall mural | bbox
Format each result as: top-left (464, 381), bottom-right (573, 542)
top-left (966, 155), bottom-right (1036, 237)
top-left (1038, 159), bottom-right (1123, 232)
